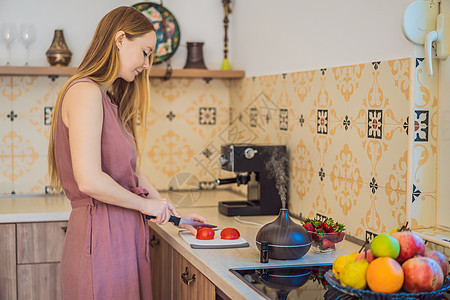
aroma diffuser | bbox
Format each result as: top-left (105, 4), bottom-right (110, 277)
top-left (256, 209), bottom-right (311, 260)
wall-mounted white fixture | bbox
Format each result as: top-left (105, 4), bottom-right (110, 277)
top-left (424, 13), bottom-right (450, 76)
top-left (402, 0), bottom-right (438, 45)
top-left (402, 0), bottom-right (443, 76)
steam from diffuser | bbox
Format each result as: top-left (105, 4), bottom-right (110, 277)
top-left (265, 150), bottom-right (288, 208)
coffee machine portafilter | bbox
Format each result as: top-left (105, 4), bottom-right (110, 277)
top-left (215, 144), bottom-right (287, 216)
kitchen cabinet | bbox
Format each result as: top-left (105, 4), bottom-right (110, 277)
top-left (0, 221), bottom-right (67, 300)
top-left (17, 222), bottom-right (67, 264)
top-left (148, 226), bottom-right (218, 300)
top-left (17, 264), bottom-right (61, 300)
top-left (172, 250), bottom-right (215, 300)
top-left (0, 224), bottom-right (16, 300)
top-left (16, 222), bottom-right (67, 300)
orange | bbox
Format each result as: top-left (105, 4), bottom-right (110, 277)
top-left (366, 257), bottom-right (404, 293)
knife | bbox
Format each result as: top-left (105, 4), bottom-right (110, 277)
top-left (145, 215), bottom-right (217, 228)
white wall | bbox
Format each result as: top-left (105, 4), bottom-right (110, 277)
top-left (230, 0), bottom-right (418, 76)
top-left (0, 0), bottom-right (226, 69)
top-left (1, 0), bottom-right (418, 76)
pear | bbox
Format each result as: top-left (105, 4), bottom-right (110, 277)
top-left (340, 259), bottom-right (369, 290)
top-left (332, 252), bottom-right (358, 279)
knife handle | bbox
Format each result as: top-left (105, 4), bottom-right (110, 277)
top-left (145, 215), bottom-right (181, 226)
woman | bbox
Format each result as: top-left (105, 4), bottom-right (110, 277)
top-left (48, 6), bottom-right (206, 299)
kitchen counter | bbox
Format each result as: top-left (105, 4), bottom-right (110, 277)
top-left (151, 205), bottom-right (361, 300)
top-left (0, 189), bottom-right (246, 223)
top-left (0, 194), bottom-right (71, 223)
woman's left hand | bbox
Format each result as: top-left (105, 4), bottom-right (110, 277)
top-left (178, 213), bottom-right (207, 235)
top-left (167, 201), bottom-right (179, 218)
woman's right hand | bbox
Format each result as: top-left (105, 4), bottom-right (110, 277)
top-left (142, 198), bottom-right (171, 224)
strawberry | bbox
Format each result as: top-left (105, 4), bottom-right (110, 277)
top-left (321, 239), bottom-right (335, 249)
top-left (303, 222), bottom-right (315, 232)
top-left (322, 218), bottom-right (334, 232)
top-left (315, 228), bottom-right (325, 241)
top-left (317, 220), bottom-right (323, 228)
top-left (336, 232), bottom-right (345, 242)
top-left (327, 234), bottom-right (338, 243)
top-left (327, 224), bottom-right (337, 233)
top-left (302, 217), bottom-right (346, 242)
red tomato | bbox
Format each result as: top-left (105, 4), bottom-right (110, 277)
top-left (220, 227), bottom-right (240, 240)
top-left (196, 227), bottom-right (215, 240)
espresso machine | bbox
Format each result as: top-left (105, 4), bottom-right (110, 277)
top-left (215, 144), bottom-right (288, 216)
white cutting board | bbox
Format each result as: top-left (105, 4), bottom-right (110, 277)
top-left (179, 229), bottom-right (250, 249)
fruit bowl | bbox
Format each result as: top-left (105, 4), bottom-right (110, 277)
top-left (308, 231), bottom-right (346, 253)
top-left (324, 270), bottom-right (450, 299)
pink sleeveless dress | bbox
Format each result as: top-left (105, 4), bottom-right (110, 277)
top-left (55, 78), bottom-right (152, 300)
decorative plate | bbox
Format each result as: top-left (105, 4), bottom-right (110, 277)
top-left (132, 2), bottom-right (181, 65)
top-left (324, 270), bottom-right (450, 300)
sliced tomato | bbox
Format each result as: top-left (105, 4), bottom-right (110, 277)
top-left (196, 227), bottom-right (215, 240)
top-left (220, 227), bottom-right (240, 240)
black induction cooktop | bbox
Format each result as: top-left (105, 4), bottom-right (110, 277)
top-left (230, 264), bottom-right (354, 300)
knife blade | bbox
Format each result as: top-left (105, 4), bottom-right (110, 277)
top-left (145, 215), bottom-right (217, 228)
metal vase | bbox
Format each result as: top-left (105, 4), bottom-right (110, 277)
top-left (183, 42), bottom-right (207, 69)
top-left (46, 29), bottom-right (72, 66)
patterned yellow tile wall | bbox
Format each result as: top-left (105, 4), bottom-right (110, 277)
top-left (229, 57), bottom-right (439, 242)
top-left (0, 76), bottom-right (65, 194)
top-left (0, 76), bottom-right (232, 195)
top-left (140, 78), bottom-right (233, 191)
top-left (410, 58), bottom-right (438, 230)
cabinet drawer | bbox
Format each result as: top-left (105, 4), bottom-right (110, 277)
top-left (172, 250), bottom-right (215, 300)
top-left (17, 263), bottom-right (61, 300)
top-left (17, 222), bottom-right (67, 264)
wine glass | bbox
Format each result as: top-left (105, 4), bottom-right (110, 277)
top-left (1, 23), bottom-right (16, 65)
top-left (20, 24), bottom-right (36, 65)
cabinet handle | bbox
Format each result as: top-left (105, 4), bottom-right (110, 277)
top-left (61, 226), bottom-right (67, 233)
top-left (181, 267), bottom-right (196, 286)
top-left (150, 235), bottom-right (160, 247)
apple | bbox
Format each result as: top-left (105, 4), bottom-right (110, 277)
top-left (402, 257), bottom-right (444, 293)
top-left (425, 250), bottom-right (449, 277)
top-left (356, 249), bottom-right (376, 263)
top-left (391, 231), bottom-right (425, 263)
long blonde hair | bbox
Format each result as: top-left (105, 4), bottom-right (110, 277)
top-left (48, 6), bottom-right (155, 191)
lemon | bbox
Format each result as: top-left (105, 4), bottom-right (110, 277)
top-left (332, 252), bottom-right (358, 279)
top-left (389, 227), bottom-right (401, 234)
top-left (340, 259), bottom-right (370, 290)
top-left (370, 234), bottom-right (400, 259)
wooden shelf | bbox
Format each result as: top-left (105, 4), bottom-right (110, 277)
top-left (150, 68), bottom-right (245, 79)
top-left (0, 66), bottom-right (245, 79)
top-left (0, 66), bottom-right (76, 76)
